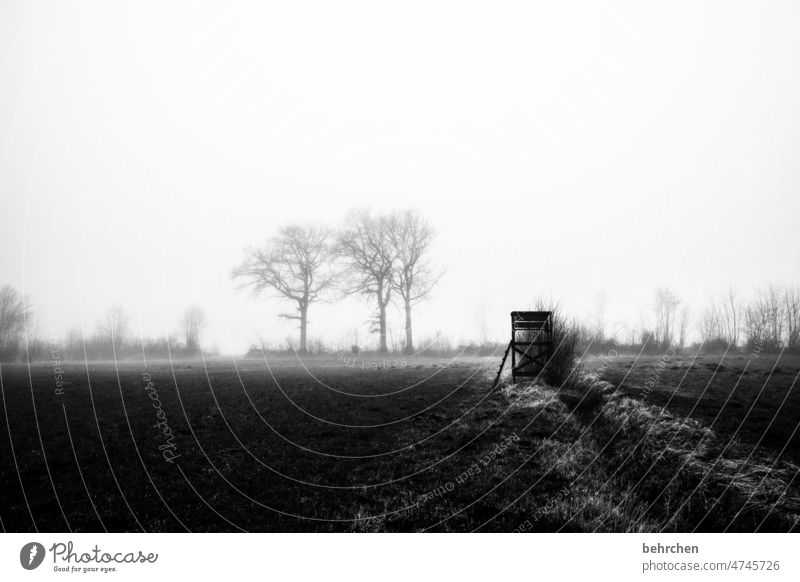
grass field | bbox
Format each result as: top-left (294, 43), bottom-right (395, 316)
top-left (1, 350), bottom-right (798, 532)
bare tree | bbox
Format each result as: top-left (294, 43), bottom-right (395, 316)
top-left (784, 284), bottom-right (800, 351)
top-left (745, 295), bottom-right (770, 349)
top-left (475, 303), bottom-right (490, 346)
top-left (622, 322), bottom-right (638, 347)
top-left (0, 285), bottom-right (31, 361)
top-left (764, 284), bottom-right (785, 347)
top-left (745, 284), bottom-right (786, 351)
top-left (338, 210), bottom-right (396, 353)
top-left (699, 287), bottom-right (741, 348)
top-left (677, 305), bottom-right (690, 350)
top-left (593, 290), bottom-right (608, 344)
top-left (653, 286), bottom-right (681, 350)
top-left (721, 286), bottom-right (741, 346)
top-left (232, 224), bottom-right (337, 353)
top-left (180, 306), bottom-right (207, 352)
top-left (636, 309), bottom-right (653, 346)
top-left (699, 301), bottom-right (723, 343)
top-left (98, 305), bottom-right (129, 349)
top-left (387, 210), bottom-right (442, 353)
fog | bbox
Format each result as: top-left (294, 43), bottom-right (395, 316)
top-left (1, 1), bottom-right (799, 354)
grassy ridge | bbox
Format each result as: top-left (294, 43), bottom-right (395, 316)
top-left (485, 374), bottom-right (800, 532)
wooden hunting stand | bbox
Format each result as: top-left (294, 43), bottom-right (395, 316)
top-left (510, 311), bottom-right (553, 381)
top-left (492, 310), bottom-right (554, 388)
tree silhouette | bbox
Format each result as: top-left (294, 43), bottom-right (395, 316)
top-left (233, 224), bottom-right (336, 353)
top-left (0, 285), bottom-right (31, 361)
top-left (338, 210), bottom-right (396, 353)
top-left (387, 210), bottom-right (442, 353)
top-left (180, 306), bottom-right (207, 352)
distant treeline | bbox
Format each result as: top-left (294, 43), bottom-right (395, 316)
top-left (564, 284), bottom-right (800, 357)
top-left (0, 289), bottom-right (209, 362)
top-left (1, 281), bottom-right (799, 364)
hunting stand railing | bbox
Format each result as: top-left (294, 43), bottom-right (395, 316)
top-left (492, 311), bottom-right (554, 387)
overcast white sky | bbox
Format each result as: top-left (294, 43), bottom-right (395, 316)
top-left (1, 1), bottom-right (799, 353)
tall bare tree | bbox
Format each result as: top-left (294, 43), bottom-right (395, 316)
top-left (232, 224), bottom-right (336, 353)
top-left (0, 285), bottom-right (31, 360)
top-left (721, 286), bottom-right (742, 346)
top-left (784, 284), bottom-right (800, 351)
top-left (387, 210), bottom-right (442, 353)
top-left (653, 286), bottom-right (681, 350)
top-left (677, 305), bottom-right (690, 349)
top-left (593, 290), bottom-right (608, 344)
top-left (699, 302), bottom-right (723, 343)
top-left (744, 283), bottom-right (799, 351)
top-left (700, 287), bottom-right (741, 347)
top-left (98, 305), bottom-right (129, 348)
top-left (764, 284), bottom-right (785, 348)
top-left (338, 210), bottom-right (396, 353)
top-left (180, 306), bottom-right (207, 352)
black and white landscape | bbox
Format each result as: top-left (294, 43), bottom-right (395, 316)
top-left (1, 1), bottom-right (799, 533)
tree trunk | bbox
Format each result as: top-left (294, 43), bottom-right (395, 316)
top-left (404, 302), bottom-right (413, 354)
top-left (299, 303), bottom-right (308, 353)
top-left (378, 306), bottom-right (388, 353)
